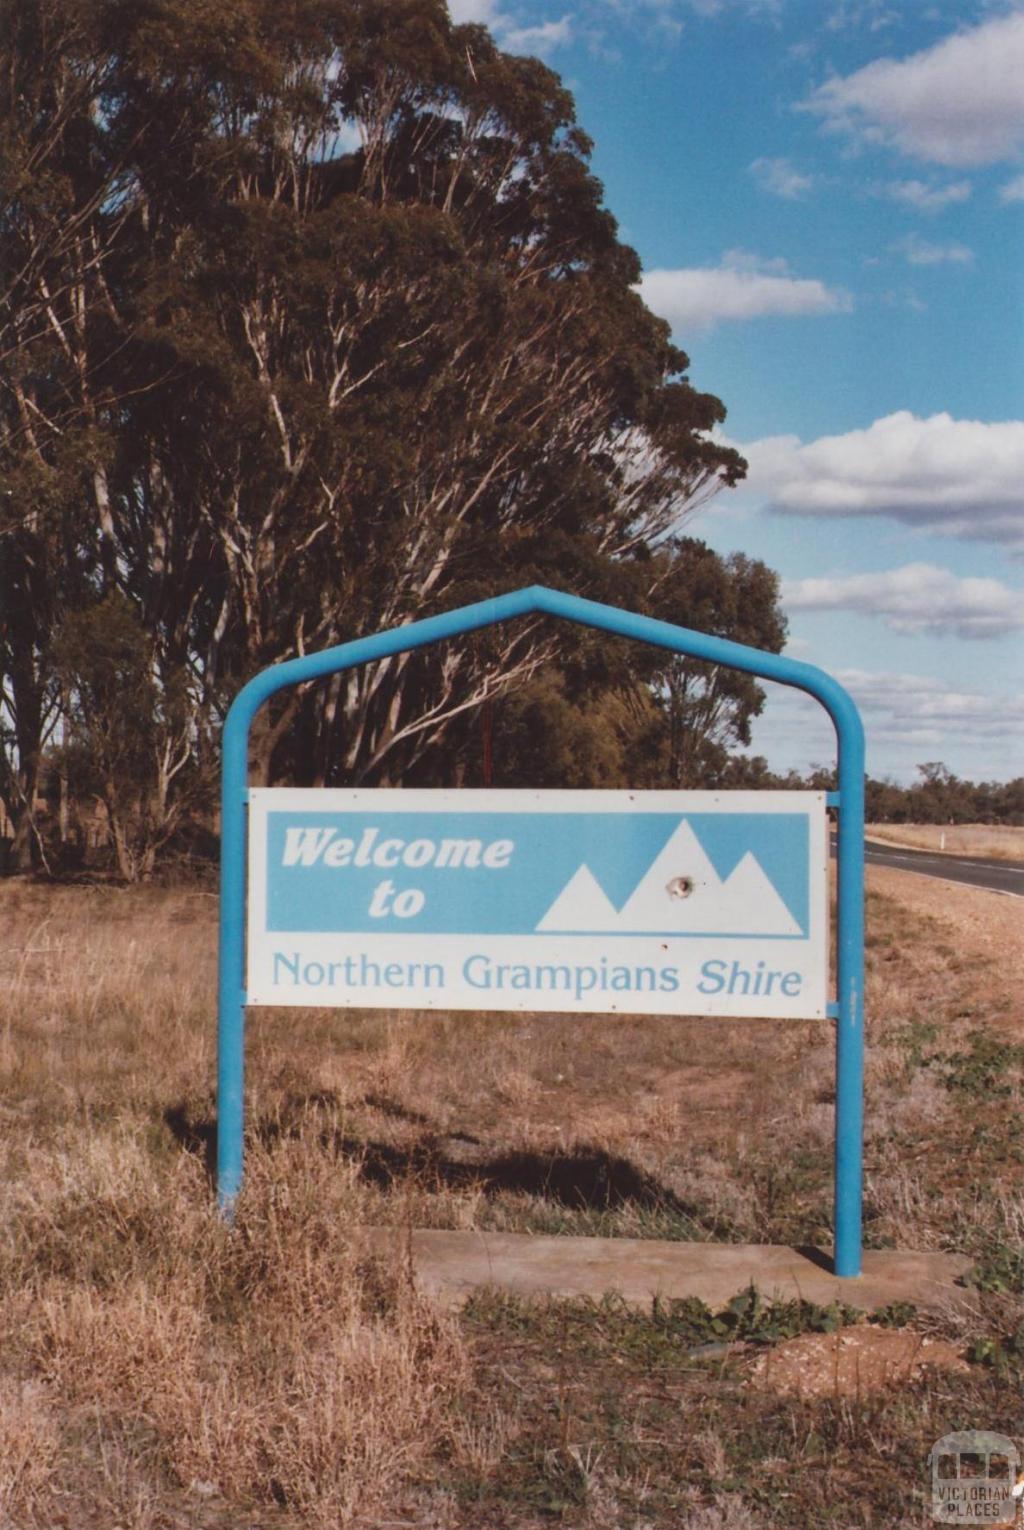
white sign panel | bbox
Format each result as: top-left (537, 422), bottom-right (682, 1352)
top-left (246, 789), bottom-right (828, 1019)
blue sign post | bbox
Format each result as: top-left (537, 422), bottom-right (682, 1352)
top-left (218, 586), bottom-right (865, 1276)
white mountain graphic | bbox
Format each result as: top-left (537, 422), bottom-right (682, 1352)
top-left (536, 819), bottom-right (802, 936)
top-left (537, 864), bottom-right (620, 931)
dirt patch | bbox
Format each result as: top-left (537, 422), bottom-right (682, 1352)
top-left (748, 1326), bottom-right (968, 1399)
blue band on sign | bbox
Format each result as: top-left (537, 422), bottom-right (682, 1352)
top-left (263, 809), bottom-right (811, 936)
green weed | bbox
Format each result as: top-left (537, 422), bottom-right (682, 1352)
top-left (940, 1032), bottom-right (1024, 1099)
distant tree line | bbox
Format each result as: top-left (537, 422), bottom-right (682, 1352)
top-left (3, 0), bottom-right (794, 878)
top-left (864, 762), bottom-right (1024, 827)
top-left (729, 759), bottom-right (1024, 827)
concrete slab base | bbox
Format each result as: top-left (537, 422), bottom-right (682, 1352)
top-left (360, 1228), bottom-right (972, 1314)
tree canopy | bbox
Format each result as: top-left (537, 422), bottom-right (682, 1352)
top-left (1, 0), bottom-right (758, 874)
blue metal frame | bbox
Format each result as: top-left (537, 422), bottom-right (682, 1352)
top-left (218, 585), bottom-right (865, 1277)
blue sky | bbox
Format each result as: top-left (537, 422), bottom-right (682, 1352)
top-left (452, 0), bottom-right (1024, 784)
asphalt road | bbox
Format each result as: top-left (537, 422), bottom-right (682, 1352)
top-left (830, 834), bottom-right (1024, 898)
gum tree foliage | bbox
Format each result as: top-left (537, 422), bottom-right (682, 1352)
top-left (483, 538), bottom-right (787, 790)
top-left (53, 593), bottom-right (199, 879)
top-left (1, 0), bottom-right (747, 871)
top-left (646, 541), bottom-right (787, 788)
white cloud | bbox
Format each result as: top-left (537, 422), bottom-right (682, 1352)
top-left (890, 233), bottom-right (974, 265)
top-left (499, 15), bottom-right (572, 52)
top-left (737, 411), bottom-right (1024, 548)
top-left (448, 0), bottom-right (571, 54)
top-left (638, 251), bottom-right (851, 331)
top-left (720, 249), bottom-right (791, 274)
top-left (882, 178), bottom-right (972, 213)
top-left (448, 0), bottom-right (499, 20)
top-left (826, 1), bottom-right (900, 33)
top-left (682, 0), bottom-right (783, 15)
top-left (999, 172), bottom-right (1024, 203)
top-left (749, 668), bottom-right (1024, 780)
top-left (803, 12), bottom-right (1024, 167)
top-left (750, 156), bottom-right (815, 198)
top-left (834, 669), bottom-right (1024, 751)
top-left (783, 563), bottom-right (1024, 638)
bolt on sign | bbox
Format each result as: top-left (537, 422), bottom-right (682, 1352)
top-left (246, 789), bottom-right (828, 1020)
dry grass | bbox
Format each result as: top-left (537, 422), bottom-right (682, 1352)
top-left (0, 884), bottom-right (466, 1527)
top-left (866, 822), bottom-right (1024, 860)
top-left (0, 871), bottom-right (1021, 1524)
top-left (0, 1115), bottom-right (465, 1526)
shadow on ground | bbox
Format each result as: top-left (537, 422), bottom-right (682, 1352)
top-left (164, 1091), bottom-right (700, 1221)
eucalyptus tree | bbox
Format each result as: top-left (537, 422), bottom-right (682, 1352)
top-left (2, 0), bottom-right (747, 872)
top-left (643, 540), bottom-right (787, 788)
top-left (109, 0), bottom-right (744, 786)
top-left (0, 0), bottom-right (142, 862)
top-left (474, 538), bottom-right (787, 792)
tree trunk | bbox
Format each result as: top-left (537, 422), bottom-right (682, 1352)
top-left (7, 736), bottom-right (43, 872)
top-left (104, 790), bottom-right (136, 881)
top-left (59, 769), bottom-right (69, 845)
top-left (10, 803), bottom-right (35, 872)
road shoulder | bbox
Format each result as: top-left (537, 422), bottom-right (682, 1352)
top-left (866, 861), bottom-right (1024, 1008)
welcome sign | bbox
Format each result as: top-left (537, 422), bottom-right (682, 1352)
top-left (247, 789), bottom-right (828, 1019)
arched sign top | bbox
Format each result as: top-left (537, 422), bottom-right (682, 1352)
top-left (222, 584), bottom-right (864, 754)
top-left (218, 586), bottom-right (864, 1278)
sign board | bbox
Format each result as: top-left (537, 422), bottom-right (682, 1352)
top-left (247, 788), bottom-right (828, 1019)
top-left (219, 586), bottom-right (864, 1273)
